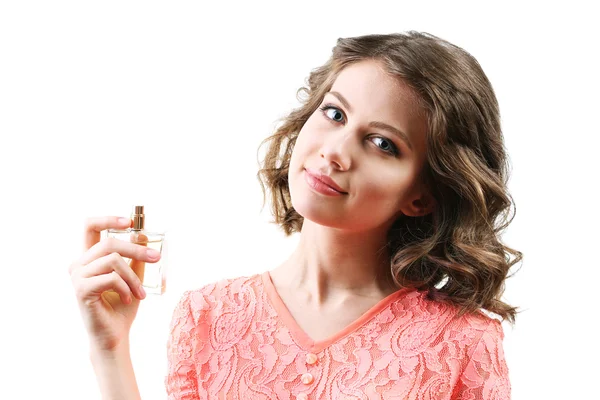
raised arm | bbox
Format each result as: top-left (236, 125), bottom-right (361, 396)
top-left (89, 342), bottom-right (142, 400)
top-left (69, 216), bottom-right (160, 399)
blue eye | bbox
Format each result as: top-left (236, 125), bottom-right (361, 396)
top-left (319, 105), bottom-right (345, 123)
top-left (371, 137), bottom-right (398, 156)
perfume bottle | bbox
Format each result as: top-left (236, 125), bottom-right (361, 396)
top-left (107, 206), bottom-right (167, 295)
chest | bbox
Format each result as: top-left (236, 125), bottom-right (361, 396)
top-left (277, 291), bottom-right (384, 343)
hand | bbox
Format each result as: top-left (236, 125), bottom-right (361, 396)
top-left (68, 216), bottom-right (161, 352)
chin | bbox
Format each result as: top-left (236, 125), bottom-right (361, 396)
top-left (291, 196), bottom-right (343, 228)
top-left (292, 199), bottom-right (364, 232)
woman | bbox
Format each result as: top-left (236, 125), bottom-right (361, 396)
top-left (69, 31), bottom-right (521, 399)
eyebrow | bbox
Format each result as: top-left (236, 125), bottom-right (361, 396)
top-left (327, 91), bottom-right (413, 151)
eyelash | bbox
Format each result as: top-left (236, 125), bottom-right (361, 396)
top-left (318, 104), bottom-right (400, 157)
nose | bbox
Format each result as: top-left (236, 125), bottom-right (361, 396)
top-left (319, 126), bottom-right (355, 171)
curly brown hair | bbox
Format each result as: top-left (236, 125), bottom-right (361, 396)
top-left (256, 31), bottom-right (522, 325)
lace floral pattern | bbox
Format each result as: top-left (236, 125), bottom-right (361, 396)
top-left (165, 273), bottom-right (510, 399)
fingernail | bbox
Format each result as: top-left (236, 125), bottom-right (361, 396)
top-left (147, 249), bottom-right (160, 259)
top-left (139, 285), bottom-right (147, 298)
top-left (119, 217), bottom-right (131, 225)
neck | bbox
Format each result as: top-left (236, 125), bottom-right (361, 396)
top-left (273, 219), bottom-right (398, 305)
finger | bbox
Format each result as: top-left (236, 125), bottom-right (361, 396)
top-left (68, 259), bottom-right (81, 276)
top-left (129, 233), bottom-right (148, 286)
top-left (75, 271), bottom-right (134, 305)
top-left (78, 236), bottom-right (161, 268)
top-left (77, 252), bottom-right (146, 299)
top-left (83, 216), bottom-right (132, 251)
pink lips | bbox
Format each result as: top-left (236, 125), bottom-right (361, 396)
top-left (304, 168), bottom-right (347, 196)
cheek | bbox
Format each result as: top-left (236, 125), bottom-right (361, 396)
top-left (303, 115), bottom-right (325, 136)
top-left (291, 120), bottom-right (323, 160)
top-left (358, 169), bottom-right (411, 205)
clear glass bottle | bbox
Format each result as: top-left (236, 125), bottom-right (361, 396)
top-left (107, 206), bottom-right (167, 295)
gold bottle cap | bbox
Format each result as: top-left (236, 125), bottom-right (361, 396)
top-left (131, 205), bottom-right (145, 230)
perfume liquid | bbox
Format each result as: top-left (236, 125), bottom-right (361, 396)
top-left (107, 206), bottom-right (167, 295)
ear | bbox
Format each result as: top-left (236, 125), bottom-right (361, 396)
top-left (401, 191), bottom-right (436, 217)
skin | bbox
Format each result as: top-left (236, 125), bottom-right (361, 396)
top-left (270, 59), bottom-right (436, 340)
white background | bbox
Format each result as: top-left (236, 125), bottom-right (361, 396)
top-left (1, 1), bottom-right (598, 399)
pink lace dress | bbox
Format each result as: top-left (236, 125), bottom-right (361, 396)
top-left (165, 272), bottom-right (510, 399)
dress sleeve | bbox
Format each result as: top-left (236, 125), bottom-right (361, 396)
top-left (452, 319), bottom-right (511, 400)
top-left (165, 290), bottom-right (200, 400)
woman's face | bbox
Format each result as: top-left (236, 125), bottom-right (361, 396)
top-left (288, 59), bottom-right (434, 233)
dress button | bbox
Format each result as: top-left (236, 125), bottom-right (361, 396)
top-left (296, 394), bottom-right (308, 400)
top-left (306, 353), bottom-right (318, 365)
top-left (301, 372), bottom-right (314, 385)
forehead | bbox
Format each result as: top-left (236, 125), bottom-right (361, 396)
top-left (329, 60), bottom-right (428, 149)
top-left (330, 60), bottom-right (421, 115)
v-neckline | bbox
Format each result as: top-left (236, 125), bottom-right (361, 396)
top-left (261, 270), bottom-right (412, 354)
